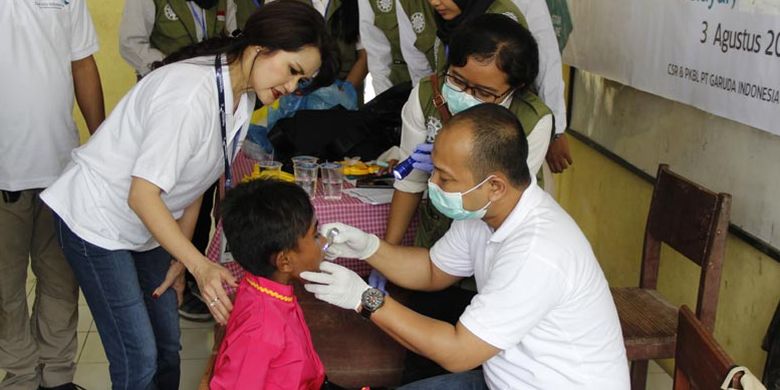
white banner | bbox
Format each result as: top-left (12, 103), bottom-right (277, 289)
top-left (562, 0), bottom-right (780, 136)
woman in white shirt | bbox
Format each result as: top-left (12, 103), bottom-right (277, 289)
top-left (41, 1), bottom-right (336, 388)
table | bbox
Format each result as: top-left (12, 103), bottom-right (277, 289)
top-left (206, 151), bottom-right (418, 295)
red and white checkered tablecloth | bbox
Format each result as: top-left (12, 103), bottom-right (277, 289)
top-left (206, 151), bottom-right (418, 296)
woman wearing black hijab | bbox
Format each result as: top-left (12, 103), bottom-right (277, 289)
top-left (395, 0), bottom-right (528, 82)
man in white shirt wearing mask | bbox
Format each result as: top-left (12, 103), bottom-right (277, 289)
top-left (301, 103), bottom-right (630, 389)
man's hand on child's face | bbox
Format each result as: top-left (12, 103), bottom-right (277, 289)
top-left (300, 261), bottom-right (369, 312)
top-left (319, 222), bottom-right (380, 260)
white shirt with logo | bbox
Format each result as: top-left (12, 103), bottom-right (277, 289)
top-left (0, 0), bottom-right (98, 191)
top-left (42, 58), bottom-right (252, 251)
top-left (430, 184), bottom-right (630, 389)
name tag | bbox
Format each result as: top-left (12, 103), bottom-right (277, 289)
top-left (35, 1), bottom-right (67, 10)
top-left (219, 230), bottom-right (235, 264)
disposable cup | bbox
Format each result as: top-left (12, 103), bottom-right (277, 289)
top-left (320, 162), bottom-right (343, 200)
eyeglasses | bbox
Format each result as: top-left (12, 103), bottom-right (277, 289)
top-left (444, 72), bottom-right (513, 103)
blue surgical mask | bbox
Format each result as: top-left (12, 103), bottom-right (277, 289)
top-left (427, 176), bottom-right (494, 220)
top-left (442, 82), bottom-right (482, 115)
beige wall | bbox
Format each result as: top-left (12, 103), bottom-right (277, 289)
top-left (554, 132), bottom-right (780, 376)
top-left (74, 0), bottom-right (135, 142)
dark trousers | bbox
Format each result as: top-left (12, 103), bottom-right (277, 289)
top-left (401, 286), bottom-right (477, 384)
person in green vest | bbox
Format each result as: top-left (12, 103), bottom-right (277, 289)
top-left (386, 13), bottom-right (551, 250)
top-left (377, 15), bottom-right (552, 383)
top-left (120, 0), bottom-right (228, 78)
top-left (316, 0), bottom-right (368, 89)
top-left (359, 0), bottom-right (412, 94)
top-left (397, 0), bottom-right (573, 178)
top-left (396, 0), bottom-right (527, 82)
top-left (229, 0), bottom-right (263, 33)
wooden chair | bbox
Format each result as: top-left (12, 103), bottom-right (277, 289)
top-left (611, 164), bottom-right (731, 390)
top-left (673, 305), bottom-right (735, 389)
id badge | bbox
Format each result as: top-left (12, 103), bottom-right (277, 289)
top-left (219, 230), bottom-right (235, 264)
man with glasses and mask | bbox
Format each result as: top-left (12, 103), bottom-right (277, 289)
top-left (300, 103), bottom-right (630, 389)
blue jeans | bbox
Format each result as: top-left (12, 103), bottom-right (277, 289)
top-left (398, 370), bottom-right (488, 390)
top-left (54, 214), bottom-right (181, 390)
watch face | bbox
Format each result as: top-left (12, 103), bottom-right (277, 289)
top-left (362, 288), bottom-right (385, 312)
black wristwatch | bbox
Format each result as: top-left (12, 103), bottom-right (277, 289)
top-left (360, 287), bottom-right (386, 319)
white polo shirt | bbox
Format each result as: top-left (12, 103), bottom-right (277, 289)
top-left (0, 0), bottom-right (98, 191)
top-left (41, 57), bottom-right (252, 251)
top-left (430, 184), bottom-right (630, 389)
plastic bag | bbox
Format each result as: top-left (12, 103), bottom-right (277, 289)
top-left (246, 80), bottom-right (359, 159)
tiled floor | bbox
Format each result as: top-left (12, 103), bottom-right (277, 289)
top-left (4, 272), bottom-right (674, 389)
top-left (2, 272), bottom-right (215, 390)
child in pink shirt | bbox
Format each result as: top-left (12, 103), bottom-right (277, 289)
top-left (210, 179), bottom-right (337, 390)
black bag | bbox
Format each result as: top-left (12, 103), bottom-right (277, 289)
top-left (268, 82), bottom-right (412, 170)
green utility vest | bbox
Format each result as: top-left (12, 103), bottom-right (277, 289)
top-left (150, 0), bottom-right (227, 56)
top-left (234, 0), bottom-right (260, 31)
top-left (413, 75), bottom-right (551, 248)
top-left (397, 0), bottom-right (528, 76)
top-left (324, 0), bottom-right (359, 79)
top-left (368, 0), bottom-right (411, 85)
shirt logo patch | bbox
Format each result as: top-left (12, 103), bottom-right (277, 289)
top-left (377, 0), bottom-right (393, 13)
top-left (411, 12), bottom-right (426, 34)
top-left (425, 116), bottom-right (442, 142)
top-left (164, 4), bottom-right (179, 21)
top-left (502, 11), bottom-right (518, 22)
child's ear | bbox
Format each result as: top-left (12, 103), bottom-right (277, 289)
top-left (274, 251), bottom-right (294, 273)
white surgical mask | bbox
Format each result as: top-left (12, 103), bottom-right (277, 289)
top-left (442, 80), bottom-right (514, 114)
top-left (427, 175), bottom-right (494, 220)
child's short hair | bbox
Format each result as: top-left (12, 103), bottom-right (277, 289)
top-left (221, 179), bottom-right (315, 277)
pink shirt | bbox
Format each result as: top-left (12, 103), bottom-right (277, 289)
top-left (210, 275), bottom-right (325, 390)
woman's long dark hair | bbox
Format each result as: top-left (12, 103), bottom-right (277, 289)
top-left (447, 13), bottom-right (538, 94)
top-left (154, 0), bottom-right (338, 91)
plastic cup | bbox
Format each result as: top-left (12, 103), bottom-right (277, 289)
top-left (294, 162), bottom-right (318, 199)
top-left (320, 162), bottom-right (343, 200)
top-left (258, 161), bottom-right (283, 172)
top-left (292, 155), bottom-right (319, 166)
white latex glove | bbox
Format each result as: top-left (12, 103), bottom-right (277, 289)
top-left (300, 261), bottom-right (369, 311)
top-left (320, 222), bottom-right (380, 260)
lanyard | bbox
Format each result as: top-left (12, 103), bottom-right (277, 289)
top-left (188, 2), bottom-right (208, 41)
top-left (214, 54), bottom-right (236, 191)
top-left (252, 0), bottom-right (262, 8)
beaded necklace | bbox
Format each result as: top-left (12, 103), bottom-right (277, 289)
top-left (245, 277), bottom-right (294, 303)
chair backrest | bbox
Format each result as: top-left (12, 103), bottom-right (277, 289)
top-left (673, 305), bottom-right (735, 390)
top-left (640, 164), bottom-right (731, 331)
